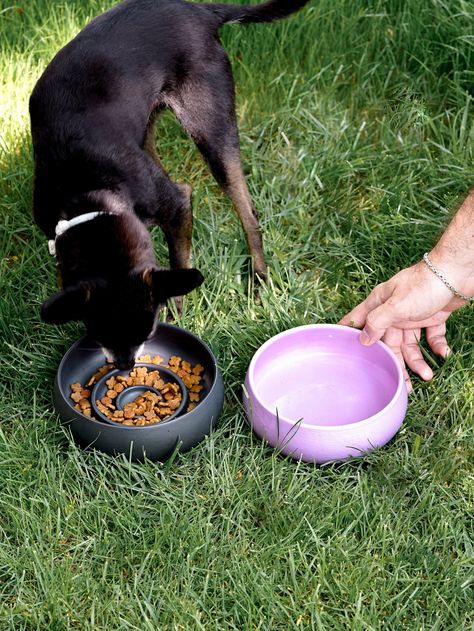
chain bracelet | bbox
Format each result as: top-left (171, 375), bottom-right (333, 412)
top-left (422, 253), bottom-right (474, 302)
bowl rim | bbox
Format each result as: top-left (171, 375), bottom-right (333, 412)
top-left (245, 323), bottom-right (406, 432)
top-left (57, 322), bottom-right (221, 430)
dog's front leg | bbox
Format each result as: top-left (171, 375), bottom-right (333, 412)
top-left (154, 183), bottom-right (194, 316)
top-left (143, 125), bottom-right (194, 272)
top-left (161, 183), bottom-right (193, 271)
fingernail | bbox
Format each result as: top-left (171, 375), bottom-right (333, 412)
top-left (444, 347), bottom-right (451, 358)
top-left (359, 330), bottom-right (372, 346)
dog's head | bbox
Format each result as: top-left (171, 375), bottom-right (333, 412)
top-left (41, 267), bottom-right (203, 370)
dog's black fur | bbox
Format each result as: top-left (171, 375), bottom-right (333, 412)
top-left (30, 0), bottom-right (310, 369)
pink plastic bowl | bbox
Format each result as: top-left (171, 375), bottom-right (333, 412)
top-left (243, 324), bottom-right (408, 463)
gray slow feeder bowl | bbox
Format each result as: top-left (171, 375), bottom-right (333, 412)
top-left (54, 323), bottom-right (224, 462)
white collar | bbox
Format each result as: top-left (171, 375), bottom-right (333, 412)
top-left (48, 212), bottom-right (110, 256)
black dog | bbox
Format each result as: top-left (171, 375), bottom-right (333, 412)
top-left (30, 0), bottom-right (310, 369)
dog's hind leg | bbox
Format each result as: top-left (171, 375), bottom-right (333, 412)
top-left (166, 71), bottom-right (267, 280)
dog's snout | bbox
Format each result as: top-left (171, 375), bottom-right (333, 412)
top-left (116, 358), bottom-right (135, 371)
top-left (102, 345), bottom-right (141, 372)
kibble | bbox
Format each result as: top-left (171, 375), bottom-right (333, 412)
top-left (70, 354), bottom-right (204, 426)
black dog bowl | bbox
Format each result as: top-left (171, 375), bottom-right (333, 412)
top-left (54, 323), bottom-right (224, 462)
top-left (91, 364), bottom-right (188, 425)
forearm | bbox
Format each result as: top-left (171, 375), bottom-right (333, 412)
top-left (429, 188), bottom-right (474, 296)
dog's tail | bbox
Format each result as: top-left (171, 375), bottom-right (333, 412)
top-left (204, 0), bottom-right (310, 26)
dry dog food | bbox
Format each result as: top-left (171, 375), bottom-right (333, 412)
top-left (70, 354), bottom-right (204, 426)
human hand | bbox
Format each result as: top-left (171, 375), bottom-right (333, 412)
top-left (339, 260), bottom-right (467, 392)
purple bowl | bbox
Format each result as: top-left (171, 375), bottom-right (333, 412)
top-left (243, 324), bottom-right (408, 463)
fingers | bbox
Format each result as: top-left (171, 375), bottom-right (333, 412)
top-left (340, 282), bottom-right (404, 346)
top-left (383, 327), bottom-right (412, 393)
top-left (401, 329), bottom-right (433, 381)
top-left (387, 310), bottom-right (452, 330)
top-left (382, 326), bottom-right (452, 390)
top-left (339, 282), bottom-right (393, 331)
top-left (339, 301), bottom-right (371, 329)
top-left (339, 266), bottom-right (454, 388)
top-left (426, 322), bottom-right (451, 358)
top-left (360, 296), bottom-right (402, 345)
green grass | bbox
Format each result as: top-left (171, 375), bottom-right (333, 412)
top-left (1, 0), bottom-right (473, 628)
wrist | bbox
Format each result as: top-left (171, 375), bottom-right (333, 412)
top-left (424, 249), bottom-right (474, 299)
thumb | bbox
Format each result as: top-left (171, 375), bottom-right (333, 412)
top-left (360, 299), bottom-right (399, 345)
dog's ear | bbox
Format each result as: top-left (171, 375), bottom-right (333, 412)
top-left (145, 268), bottom-right (204, 300)
top-left (41, 283), bottom-right (90, 324)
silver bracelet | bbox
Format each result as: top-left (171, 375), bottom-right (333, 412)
top-left (422, 253), bottom-right (474, 302)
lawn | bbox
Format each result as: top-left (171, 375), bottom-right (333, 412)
top-left (0, 0), bottom-right (473, 628)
